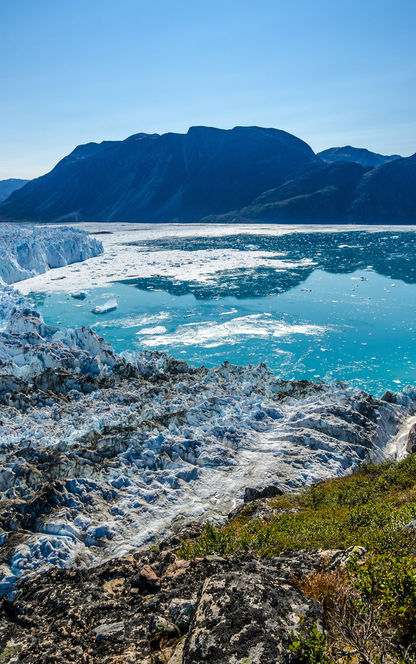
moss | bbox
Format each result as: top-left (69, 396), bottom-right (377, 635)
top-left (0, 646), bottom-right (20, 663)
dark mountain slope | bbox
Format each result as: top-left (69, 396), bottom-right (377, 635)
top-left (217, 155), bottom-right (416, 224)
top-left (318, 145), bottom-right (401, 168)
top-left (348, 153), bottom-right (416, 222)
top-left (0, 126), bottom-right (319, 223)
top-left (234, 161), bottom-right (368, 222)
top-left (0, 178), bottom-right (29, 203)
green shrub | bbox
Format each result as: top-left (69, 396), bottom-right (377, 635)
top-left (178, 455), bottom-right (416, 661)
top-left (348, 554), bottom-right (416, 644)
top-left (289, 623), bottom-right (332, 663)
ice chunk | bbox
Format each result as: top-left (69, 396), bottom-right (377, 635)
top-left (92, 298), bottom-right (118, 315)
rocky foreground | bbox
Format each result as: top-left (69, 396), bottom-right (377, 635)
top-left (0, 510), bottom-right (340, 663)
top-left (3, 450), bottom-right (416, 663)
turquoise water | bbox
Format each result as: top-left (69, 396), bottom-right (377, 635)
top-left (27, 230), bottom-right (416, 396)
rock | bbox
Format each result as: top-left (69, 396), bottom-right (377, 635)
top-left (168, 598), bottom-right (196, 627)
top-left (94, 620), bottom-right (125, 640)
top-left (159, 521), bottom-right (205, 551)
top-left (381, 390), bottom-right (398, 403)
top-left (228, 501), bottom-right (278, 523)
top-left (327, 545), bottom-right (367, 569)
top-left (164, 558), bottom-right (191, 581)
top-left (182, 561), bottom-right (322, 664)
top-left (167, 638), bottom-right (186, 664)
top-left (0, 543), bottom-right (351, 662)
top-left (244, 485), bottom-right (283, 502)
top-left (149, 615), bottom-right (179, 638)
top-left (132, 565), bottom-right (160, 593)
top-left (403, 520), bottom-right (416, 532)
top-left (407, 424), bottom-right (416, 453)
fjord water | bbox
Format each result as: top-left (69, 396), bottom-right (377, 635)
top-left (28, 229), bottom-right (416, 396)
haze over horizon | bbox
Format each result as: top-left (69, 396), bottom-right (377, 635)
top-left (1, 0), bottom-right (415, 179)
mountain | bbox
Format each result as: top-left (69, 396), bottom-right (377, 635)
top-left (318, 145), bottom-right (401, 168)
top-left (217, 154), bottom-right (416, 223)
top-left (0, 126), bottom-right (319, 223)
top-left (234, 161), bottom-right (369, 222)
top-left (0, 178), bottom-right (29, 203)
top-left (349, 153), bottom-right (416, 222)
top-left (1, 127), bottom-right (414, 224)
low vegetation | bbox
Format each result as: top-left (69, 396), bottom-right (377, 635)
top-left (179, 455), bottom-right (416, 663)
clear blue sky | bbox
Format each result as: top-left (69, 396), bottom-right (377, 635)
top-left (1, 0), bottom-right (415, 179)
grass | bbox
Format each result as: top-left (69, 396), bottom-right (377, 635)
top-left (179, 455), bottom-right (416, 559)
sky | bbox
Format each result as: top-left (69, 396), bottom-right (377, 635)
top-left (0, 0), bottom-right (415, 179)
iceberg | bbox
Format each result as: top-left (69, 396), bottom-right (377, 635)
top-left (91, 298), bottom-right (118, 314)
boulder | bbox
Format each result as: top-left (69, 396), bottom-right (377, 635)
top-left (182, 560), bottom-right (322, 664)
top-left (94, 621), bottom-right (125, 640)
top-left (403, 520), bottom-right (416, 533)
top-left (407, 424), bottom-right (416, 454)
top-left (132, 564), bottom-right (160, 594)
top-left (244, 485), bottom-right (283, 503)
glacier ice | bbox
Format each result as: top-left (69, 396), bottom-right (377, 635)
top-left (0, 222), bottom-right (415, 596)
top-left (0, 223), bottom-right (102, 285)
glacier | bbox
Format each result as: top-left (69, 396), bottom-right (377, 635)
top-left (0, 223), bottom-right (416, 596)
top-left (0, 223), bottom-right (102, 285)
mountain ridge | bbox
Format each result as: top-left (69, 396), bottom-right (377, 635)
top-left (0, 127), bottom-right (415, 223)
top-left (0, 178), bottom-right (29, 203)
top-left (0, 126), bottom-right (319, 223)
top-left (318, 145), bottom-right (401, 168)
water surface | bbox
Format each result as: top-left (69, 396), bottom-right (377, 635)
top-left (28, 229), bottom-right (416, 396)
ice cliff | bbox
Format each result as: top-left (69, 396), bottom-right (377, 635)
top-left (0, 223), bottom-right (102, 284)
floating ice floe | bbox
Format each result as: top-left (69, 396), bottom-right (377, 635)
top-left (140, 314), bottom-right (326, 348)
top-left (137, 325), bottom-right (167, 335)
top-left (91, 298), bottom-right (118, 314)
